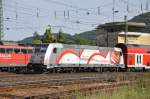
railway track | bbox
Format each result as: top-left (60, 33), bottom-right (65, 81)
top-left (0, 72), bottom-right (140, 86)
top-left (0, 76), bottom-right (104, 87)
top-left (0, 80), bottom-right (137, 99)
top-left (0, 72), bottom-right (148, 99)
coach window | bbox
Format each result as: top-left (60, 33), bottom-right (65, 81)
top-left (21, 49), bottom-right (27, 54)
top-left (129, 54), bottom-right (132, 60)
top-left (6, 48), bottom-right (13, 54)
top-left (0, 48), bottom-right (5, 53)
top-left (53, 48), bottom-right (57, 53)
top-left (14, 48), bottom-right (20, 54)
top-left (139, 55), bottom-right (141, 64)
top-left (129, 54), bottom-right (132, 64)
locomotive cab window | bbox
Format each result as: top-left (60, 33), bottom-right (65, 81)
top-left (0, 48), bottom-right (5, 53)
top-left (34, 48), bottom-right (40, 53)
top-left (120, 52), bottom-right (123, 56)
top-left (40, 48), bottom-right (47, 53)
top-left (53, 48), bottom-right (57, 53)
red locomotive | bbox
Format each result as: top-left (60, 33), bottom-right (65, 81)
top-left (116, 43), bottom-right (150, 71)
top-left (0, 42), bottom-right (33, 72)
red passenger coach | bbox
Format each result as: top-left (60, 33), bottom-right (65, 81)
top-left (116, 43), bottom-right (150, 70)
top-left (0, 42), bottom-right (33, 69)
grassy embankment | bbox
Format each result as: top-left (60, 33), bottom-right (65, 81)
top-left (76, 73), bottom-right (150, 99)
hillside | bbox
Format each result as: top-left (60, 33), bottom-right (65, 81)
top-left (73, 30), bottom-right (97, 40)
top-left (130, 12), bottom-right (150, 33)
top-left (19, 30), bottom-right (97, 45)
top-left (19, 33), bottom-right (74, 44)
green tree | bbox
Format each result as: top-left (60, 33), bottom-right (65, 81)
top-left (32, 31), bottom-right (42, 44)
top-left (89, 40), bottom-right (96, 46)
top-left (74, 36), bottom-right (87, 45)
top-left (42, 25), bottom-right (55, 43)
top-left (57, 28), bottom-right (65, 43)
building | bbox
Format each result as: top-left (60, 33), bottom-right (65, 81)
top-left (96, 22), bottom-right (148, 47)
top-left (118, 32), bottom-right (150, 45)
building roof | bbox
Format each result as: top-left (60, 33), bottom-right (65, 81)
top-left (97, 22), bottom-right (146, 32)
top-left (118, 32), bottom-right (150, 36)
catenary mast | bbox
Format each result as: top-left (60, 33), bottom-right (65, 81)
top-left (0, 0), bottom-right (4, 41)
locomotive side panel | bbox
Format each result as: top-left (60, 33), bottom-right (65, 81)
top-left (48, 48), bottom-right (80, 65)
top-left (31, 43), bottom-right (124, 70)
top-left (143, 54), bottom-right (150, 69)
top-left (55, 48), bottom-right (80, 65)
top-left (0, 45), bottom-right (33, 67)
top-left (46, 44), bottom-right (124, 69)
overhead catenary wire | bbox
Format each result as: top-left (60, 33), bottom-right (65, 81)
top-left (5, 0), bottom-right (116, 17)
top-left (3, 0), bottom-right (148, 40)
top-left (141, 2), bottom-right (143, 13)
top-left (3, 0), bottom-right (141, 23)
top-left (4, 3), bottom-right (99, 23)
top-left (4, 2), bottom-right (110, 27)
top-left (5, 0), bottom-right (149, 20)
top-left (4, 0), bottom-right (131, 25)
top-left (120, 0), bottom-right (150, 13)
top-left (4, 14), bottom-right (93, 32)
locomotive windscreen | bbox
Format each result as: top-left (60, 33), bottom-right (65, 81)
top-left (33, 44), bottom-right (49, 53)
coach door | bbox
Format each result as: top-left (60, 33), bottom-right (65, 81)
top-left (135, 54), bottom-right (143, 66)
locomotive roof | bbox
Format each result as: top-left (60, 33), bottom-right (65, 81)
top-left (116, 43), bottom-right (150, 53)
top-left (0, 41), bottom-right (18, 45)
top-left (62, 43), bottom-right (115, 50)
top-left (116, 43), bottom-right (150, 48)
top-left (126, 44), bottom-right (150, 48)
top-left (33, 43), bottom-right (120, 50)
top-left (0, 41), bottom-right (32, 46)
top-left (0, 41), bottom-right (32, 49)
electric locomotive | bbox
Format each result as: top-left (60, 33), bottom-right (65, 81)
top-left (0, 42), bottom-right (33, 72)
top-left (29, 43), bottom-right (125, 72)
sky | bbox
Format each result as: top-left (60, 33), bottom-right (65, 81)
top-left (2, 0), bottom-right (150, 41)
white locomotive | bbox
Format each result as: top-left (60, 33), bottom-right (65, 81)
top-left (29, 43), bottom-right (125, 72)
